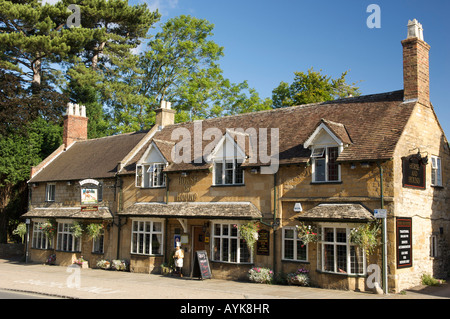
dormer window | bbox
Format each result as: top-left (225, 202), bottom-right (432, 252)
top-left (136, 163), bottom-right (166, 188)
top-left (312, 146), bottom-right (340, 182)
top-left (214, 159), bottom-right (244, 186)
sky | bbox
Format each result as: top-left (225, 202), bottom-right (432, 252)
top-left (134, 0), bottom-right (450, 138)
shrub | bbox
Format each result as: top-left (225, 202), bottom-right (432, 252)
top-left (248, 267), bottom-right (274, 284)
top-left (96, 260), bottom-right (111, 269)
top-left (422, 274), bottom-right (446, 286)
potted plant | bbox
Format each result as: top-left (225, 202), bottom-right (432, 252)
top-left (41, 219), bottom-right (57, 245)
top-left (237, 222), bottom-right (260, 254)
top-left (96, 259), bottom-right (111, 270)
top-left (73, 256), bottom-right (89, 269)
top-left (248, 267), bottom-right (274, 284)
top-left (160, 263), bottom-right (172, 276)
top-left (46, 254), bottom-right (56, 265)
top-left (287, 268), bottom-right (311, 286)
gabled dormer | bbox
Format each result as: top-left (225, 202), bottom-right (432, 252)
top-left (304, 119), bottom-right (352, 183)
top-left (207, 130), bottom-right (251, 186)
top-left (136, 140), bottom-right (173, 188)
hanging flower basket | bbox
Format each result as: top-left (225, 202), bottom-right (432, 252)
top-left (349, 221), bottom-right (381, 257)
top-left (41, 219), bottom-right (57, 244)
top-left (237, 222), bottom-right (260, 254)
top-left (296, 223), bottom-right (319, 245)
top-left (85, 223), bottom-right (105, 240)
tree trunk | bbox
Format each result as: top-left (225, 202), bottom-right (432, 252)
top-left (92, 42), bottom-right (106, 70)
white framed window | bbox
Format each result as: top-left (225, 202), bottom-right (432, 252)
top-left (311, 146), bottom-right (340, 182)
top-left (131, 219), bottom-right (164, 255)
top-left (317, 225), bottom-right (365, 275)
top-left (92, 232), bottom-right (104, 254)
top-left (212, 222), bottom-right (252, 264)
top-left (46, 183), bottom-right (56, 202)
top-left (136, 163), bottom-right (166, 188)
top-left (56, 222), bottom-right (81, 252)
top-left (282, 227), bottom-right (308, 262)
top-left (431, 156), bottom-right (442, 187)
top-left (32, 222), bottom-right (52, 250)
top-left (213, 160), bottom-right (244, 186)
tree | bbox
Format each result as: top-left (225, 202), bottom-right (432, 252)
top-left (272, 68), bottom-right (360, 108)
top-left (109, 15), bottom-right (271, 132)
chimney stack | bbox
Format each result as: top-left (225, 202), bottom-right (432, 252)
top-left (63, 103), bottom-right (88, 148)
top-left (155, 100), bottom-right (176, 129)
top-left (402, 19), bottom-right (431, 107)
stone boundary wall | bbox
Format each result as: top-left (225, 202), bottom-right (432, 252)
top-left (0, 243), bottom-right (25, 258)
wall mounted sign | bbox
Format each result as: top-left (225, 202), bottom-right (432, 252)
top-left (396, 217), bottom-right (412, 269)
top-left (402, 155), bottom-right (425, 189)
top-left (79, 179), bottom-right (100, 210)
top-left (256, 229), bottom-right (270, 256)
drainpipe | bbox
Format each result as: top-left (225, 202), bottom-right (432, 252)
top-left (272, 172), bottom-right (278, 273)
top-left (116, 175), bottom-right (123, 260)
top-left (378, 161), bottom-right (388, 294)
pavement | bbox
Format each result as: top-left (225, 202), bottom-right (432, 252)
top-left (0, 258), bottom-right (449, 300)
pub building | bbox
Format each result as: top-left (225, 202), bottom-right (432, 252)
top-left (23, 20), bottom-right (449, 293)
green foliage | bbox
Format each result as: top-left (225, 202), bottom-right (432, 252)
top-left (12, 223), bottom-right (27, 243)
top-left (85, 223), bottom-right (104, 239)
top-left (238, 222), bottom-right (260, 254)
top-left (70, 221), bottom-right (84, 238)
top-left (296, 223), bottom-right (319, 245)
top-left (349, 222), bottom-right (381, 256)
top-left (272, 67), bottom-right (361, 108)
top-left (421, 274), bottom-right (446, 286)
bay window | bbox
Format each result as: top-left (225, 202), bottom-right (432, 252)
top-left (212, 222), bottom-right (251, 263)
top-left (131, 219), bottom-right (164, 255)
top-left (317, 225), bottom-right (365, 275)
top-left (56, 222), bottom-right (81, 252)
top-left (32, 222), bottom-right (52, 250)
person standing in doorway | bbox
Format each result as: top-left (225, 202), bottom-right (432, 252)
top-left (173, 242), bottom-right (184, 277)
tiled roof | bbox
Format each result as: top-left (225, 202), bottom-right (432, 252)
top-left (120, 90), bottom-right (416, 174)
top-left (119, 201), bottom-right (262, 219)
top-left (296, 203), bottom-right (375, 223)
top-left (22, 207), bottom-right (113, 220)
top-left (29, 131), bottom-right (149, 182)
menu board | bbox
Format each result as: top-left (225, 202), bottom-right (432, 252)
top-left (396, 217), bottom-right (412, 269)
top-left (192, 250), bottom-right (212, 280)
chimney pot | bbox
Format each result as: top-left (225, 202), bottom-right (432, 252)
top-left (155, 100), bottom-right (176, 128)
top-left (63, 102), bottom-right (88, 148)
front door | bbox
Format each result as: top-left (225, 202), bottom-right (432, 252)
top-left (191, 226), bottom-right (205, 274)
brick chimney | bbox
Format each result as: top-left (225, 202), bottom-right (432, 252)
top-left (63, 102), bottom-right (88, 148)
top-left (155, 100), bottom-right (176, 128)
top-left (402, 19), bottom-right (431, 107)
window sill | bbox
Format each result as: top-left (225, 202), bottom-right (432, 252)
top-left (139, 186), bottom-right (166, 189)
top-left (130, 253), bottom-right (164, 257)
top-left (211, 184), bottom-right (245, 188)
top-left (281, 259), bottom-right (310, 264)
top-left (431, 185), bottom-right (444, 189)
top-left (211, 260), bottom-right (253, 265)
top-left (310, 181), bottom-right (342, 185)
top-left (316, 269), bottom-right (366, 277)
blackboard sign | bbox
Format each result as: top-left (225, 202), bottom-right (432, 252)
top-left (396, 217), bottom-right (412, 269)
top-left (402, 156), bottom-right (425, 189)
top-left (192, 250), bottom-right (212, 280)
top-left (257, 230), bottom-right (270, 255)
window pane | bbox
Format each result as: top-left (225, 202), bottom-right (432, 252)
top-left (215, 162), bottom-right (223, 185)
top-left (222, 224), bottom-right (229, 236)
top-left (297, 241), bottom-right (307, 261)
top-left (235, 162), bottom-right (243, 184)
top-left (231, 238), bottom-right (238, 262)
top-left (324, 244), bottom-right (334, 271)
top-left (337, 245), bottom-right (347, 273)
top-left (284, 239), bottom-right (294, 259)
top-left (153, 222), bottom-right (162, 232)
top-left (152, 234), bottom-right (161, 254)
top-left (222, 238), bottom-right (229, 262)
top-left (145, 234), bottom-right (150, 254)
top-left (214, 238), bottom-right (221, 260)
top-left (239, 239), bottom-right (250, 263)
top-left (215, 224), bottom-right (221, 237)
top-left (327, 147), bottom-right (339, 181)
top-left (336, 228), bottom-right (347, 243)
top-left (315, 159), bottom-right (326, 182)
top-left (350, 246), bottom-right (364, 274)
top-left (324, 228), bottom-right (334, 242)
top-left (225, 163), bottom-right (234, 184)
top-left (284, 229), bottom-right (294, 239)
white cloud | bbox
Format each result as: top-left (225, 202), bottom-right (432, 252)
top-left (143, 0), bottom-right (179, 15)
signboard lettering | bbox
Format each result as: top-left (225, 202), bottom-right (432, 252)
top-left (256, 230), bottom-right (270, 255)
top-left (396, 217), bottom-right (412, 269)
top-left (402, 156), bottom-right (425, 189)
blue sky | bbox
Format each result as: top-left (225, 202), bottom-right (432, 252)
top-left (138, 0), bottom-right (450, 137)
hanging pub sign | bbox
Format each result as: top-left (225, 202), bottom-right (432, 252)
top-left (80, 179), bottom-right (100, 211)
top-left (396, 217), bottom-right (412, 269)
top-left (402, 154), bottom-right (426, 189)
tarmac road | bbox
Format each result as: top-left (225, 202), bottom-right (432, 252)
top-left (0, 258), bottom-right (448, 300)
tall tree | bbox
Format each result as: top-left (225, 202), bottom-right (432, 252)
top-left (272, 68), bottom-right (360, 108)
